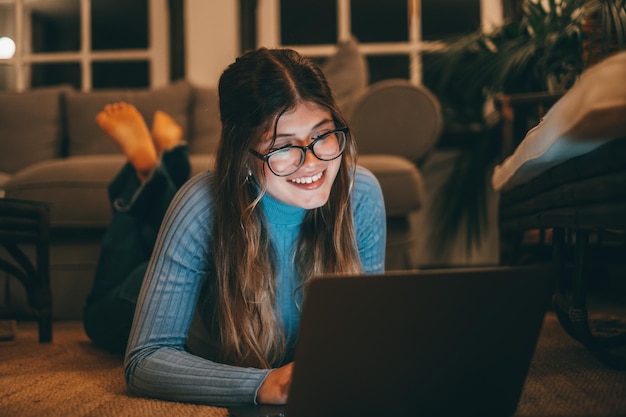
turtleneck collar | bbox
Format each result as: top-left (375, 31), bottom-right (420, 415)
top-left (260, 191), bottom-right (307, 226)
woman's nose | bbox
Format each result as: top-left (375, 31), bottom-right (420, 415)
top-left (302, 146), bottom-right (321, 165)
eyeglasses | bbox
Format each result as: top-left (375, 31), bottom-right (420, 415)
top-left (250, 127), bottom-right (348, 177)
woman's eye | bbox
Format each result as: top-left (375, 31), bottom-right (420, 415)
top-left (269, 143), bottom-right (293, 152)
top-left (313, 131), bottom-right (333, 141)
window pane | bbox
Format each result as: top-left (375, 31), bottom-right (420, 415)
top-left (367, 55), bottom-right (409, 84)
top-left (422, 0), bottom-right (480, 40)
top-left (92, 0), bottom-right (148, 50)
top-left (352, 0), bottom-right (407, 43)
top-left (0, 64), bottom-right (16, 91)
top-left (280, 0), bottom-right (336, 45)
top-left (25, 0), bottom-right (80, 53)
top-left (30, 62), bottom-right (80, 88)
top-left (92, 61), bottom-right (149, 88)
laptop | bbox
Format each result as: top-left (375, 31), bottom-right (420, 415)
top-left (228, 266), bottom-right (553, 417)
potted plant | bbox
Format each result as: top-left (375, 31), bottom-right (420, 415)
top-left (423, 0), bottom-right (626, 259)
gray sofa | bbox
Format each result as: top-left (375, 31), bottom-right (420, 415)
top-left (1, 64), bottom-right (438, 319)
top-left (0, 80), bottom-right (222, 319)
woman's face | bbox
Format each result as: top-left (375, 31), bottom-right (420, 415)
top-left (254, 101), bottom-right (342, 209)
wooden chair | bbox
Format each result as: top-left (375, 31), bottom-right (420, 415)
top-left (0, 198), bottom-right (52, 342)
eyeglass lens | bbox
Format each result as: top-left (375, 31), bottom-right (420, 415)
top-left (267, 130), bottom-right (346, 176)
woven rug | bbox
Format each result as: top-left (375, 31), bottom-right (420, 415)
top-left (1, 312), bottom-right (626, 417)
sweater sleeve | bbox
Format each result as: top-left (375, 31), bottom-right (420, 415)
top-left (124, 172), bottom-right (271, 406)
top-left (352, 166), bottom-right (387, 273)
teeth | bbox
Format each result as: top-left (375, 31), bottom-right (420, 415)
top-left (291, 172), bottom-right (323, 184)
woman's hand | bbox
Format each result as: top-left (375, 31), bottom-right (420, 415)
top-left (257, 362), bottom-right (294, 404)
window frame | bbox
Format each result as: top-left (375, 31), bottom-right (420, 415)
top-left (256, 0), bottom-right (503, 85)
top-left (0, 0), bottom-right (169, 92)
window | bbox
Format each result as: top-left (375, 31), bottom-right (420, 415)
top-left (257, 0), bottom-right (502, 87)
top-left (0, 0), bottom-right (169, 92)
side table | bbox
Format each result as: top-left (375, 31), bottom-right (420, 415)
top-left (0, 198), bottom-right (52, 342)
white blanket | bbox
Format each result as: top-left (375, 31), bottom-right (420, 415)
top-left (492, 51), bottom-right (626, 192)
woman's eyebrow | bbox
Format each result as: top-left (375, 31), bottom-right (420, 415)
top-left (275, 119), bottom-right (334, 138)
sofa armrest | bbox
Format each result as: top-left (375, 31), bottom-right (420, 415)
top-left (349, 79), bottom-right (442, 163)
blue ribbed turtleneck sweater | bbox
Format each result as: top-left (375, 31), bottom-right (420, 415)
top-left (124, 166), bottom-right (386, 406)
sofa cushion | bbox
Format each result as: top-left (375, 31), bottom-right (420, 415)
top-left (64, 80), bottom-right (193, 156)
top-left (5, 156), bottom-right (124, 228)
top-left (189, 86), bottom-right (222, 154)
top-left (4, 154), bottom-right (215, 228)
top-left (359, 154), bottom-right (424, 216)
top-left (0, 85), bottom-right (71, 174)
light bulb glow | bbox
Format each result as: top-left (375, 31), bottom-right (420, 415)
top-left (0, 37), bottom-right (16, 59)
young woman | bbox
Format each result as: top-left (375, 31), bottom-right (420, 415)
top-left (89, 47), bottom-right (386, 406)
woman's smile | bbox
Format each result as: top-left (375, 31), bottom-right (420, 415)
top-left (289, 170), bottom-right (324, 185)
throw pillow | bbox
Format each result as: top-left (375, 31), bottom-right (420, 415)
top-left (64, 80), bottom-right (192, 156)
top-left (0, 85), bottom-right (71, 174)
top-left (321, 36), bottom-right (369, 117)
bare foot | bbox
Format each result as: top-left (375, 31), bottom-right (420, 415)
top-left (151, 110), bottom-right (184, 153)
top-left (95, 102), bottom-right (158, 180)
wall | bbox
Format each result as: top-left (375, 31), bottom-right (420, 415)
top-left (185, 0), bottom-right (240, 88)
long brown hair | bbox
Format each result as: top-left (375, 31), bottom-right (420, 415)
top-left (206, 48), bottom-right (361, 368)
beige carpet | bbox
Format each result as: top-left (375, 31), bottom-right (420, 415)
top-left (1, 312), bottom-right (626, 417)
top-left (0, 321), bottom-right (227, 417)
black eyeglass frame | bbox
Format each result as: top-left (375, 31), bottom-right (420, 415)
top-left (249, 127), bottom-right (349, 177)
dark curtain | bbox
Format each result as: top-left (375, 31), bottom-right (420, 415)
top-left (169, 0), bottom-right (185, 81)
top-left (240, 0), bottom-right (257, 53)
top-left (501, 0), bottom-right (522, 20)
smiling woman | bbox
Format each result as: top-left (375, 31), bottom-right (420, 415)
top-left (78, 46), bottom-right (386, 408)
